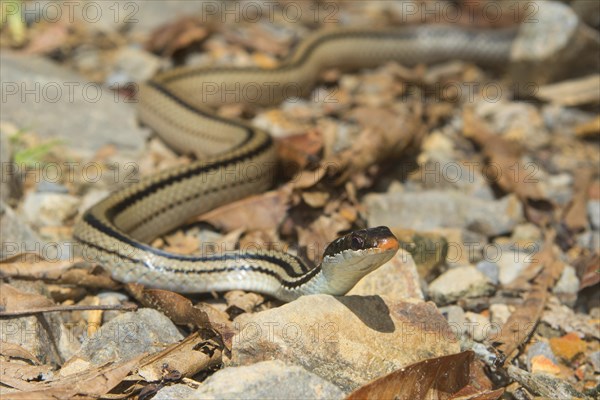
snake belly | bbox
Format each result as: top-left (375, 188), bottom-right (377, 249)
top-left (73, 25), bottom-right (516, 302)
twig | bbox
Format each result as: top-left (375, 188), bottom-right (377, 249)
top-left (0, 302), bottom-right (138, 317)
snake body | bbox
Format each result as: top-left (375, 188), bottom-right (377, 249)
top-left (74, 25), bottom-right (516, 301)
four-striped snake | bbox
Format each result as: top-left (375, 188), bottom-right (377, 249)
top-left (74, 25), bottom-right (516, 301)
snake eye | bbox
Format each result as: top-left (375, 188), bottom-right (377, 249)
top-left (351, 235), bottom-right (364, 250)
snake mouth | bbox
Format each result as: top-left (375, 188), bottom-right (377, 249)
top-left (376, 235), bottom-right (400, 253)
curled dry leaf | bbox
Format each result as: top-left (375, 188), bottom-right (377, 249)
top-left (329, 105), bottom-right (424, 182)
top-left (0, 254), bottom-right (120, 290)
top-left (127, 285), bottom-right (234, 349)
top-left (2, 355), bottom-right (143, 399)
top-left (302, 191), bottom-right (330, 208)
top-left (195, 186), bottom-right (292, 232)
top-left (137, 332), bottom-right (222, 383)
top-left (275, 130), bottom-right (324, 174)
top-left (535, 74), bottom-right (600, 106)
top-left (146, 17), bottom-right (210, 56)
top-left (0, 341), bottom-right (41, 365)
top-left (1, 361), bottom-right (54, 383)
top-left (346, 351), bottom-right (502, 400)
top-left (296, 214), bottom-right (351, 263)
top-left (562, 168), bottom-right (593, 232)
top-left (0, 283), bottom-right (54, 312)
top-left (491, 230), bottom-right (565, 364)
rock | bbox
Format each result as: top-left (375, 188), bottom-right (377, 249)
top-left (365, 190), bottom-right (523, 237)
top-left (538, 173), bottom-right (573, 206)
top-left (472, 100), bottom-right (550, 150)
top-left (129, 1), bottom-right (210, 35)
top-left (576, 230), bottom-right (600, 251)
top-left (549, 332), bottom-right (587, 362)
top-left (106, 47), bottom-right (163, 86)
top-left (0, 280), bottom-right (79, 364)
top-left (348, 249), bottom-right (423, 300)
top-left (156, 361), bottom-right (344, 400)
top-left (588, 200), bottom-right (600, 230)
top-left (393, 229), bottom-right (448, 277)
top-left (22, 192), bottom-right (80, 227)
top-left (0, 131), bottom-right (12, 202)
top-left (476, 260), bottom-right (499, 285)
top-left (0, 200), bottom-right (42, 259)
top-left (589, 351), bottom-right (600, 373)
top-left (527, 341), bottom-right (558, 372)
top-left (1, 52), bottom-right (148, 158)
top-left (35, 180), bottom-right (69, 194)
top-left (228, 295), bottom-right (460, 392)
top-left (542, 104), bottom-right (598, 138)
top-left (510, 0), bottom-right (600, 86)
top-left (414, 134), bottom-right (494, 200)
top-left (464, 311), bottom-right (492, 342)
top-left (437, 229), bottom-right (487, 268)
top-left (571, 0), bottom-right (600, 28)
top-left (428, 266), bottom-right (495, 306)
top-left (552, 265), bottom-right (580, 307)
top-left (61, 308), bottom-right (182, 372)
top-left (439, 305), bottom-right (466, 337)
top-left (496, 249), bottom-right (531, 285)
top-left (511, 223), bottom-right (543, 244)
top-left (490, 303), bottom-right (512, 326)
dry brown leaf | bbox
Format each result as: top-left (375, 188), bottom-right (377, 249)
top-left (0, 341), bottom-right (41, 365)
top-left (463, 107), bottom-right (545, 203)
top-left (22, 22), bottom-right (69, 55)
top-left (296, 214), bottom-right (350, 263)
top-left (491, 230), bottom-right (565, 364)
top-left (0, 283), bottom-right (54, 312)
top-left (196, 186), bottom-right (292, 232)
top-left (224, 290), bottom-right (264, 314)
top-left (574, 115), bottom-right (600, 138)
top-left (0, 255), bottom-right (119, 290)
top-left (3, 355), bottom-right (142, 399)
top-left (0, 373), bottom-right (41, 392)
top-left (0, 361), bottom-right (53, 382)
top-left (127, 285), bottom-right (234, 348)
top-left (563, 168), bottom-right (593, 232)
top-left (535, 74), bottom-right (600, 106)
top-left (130, 287), bottom-right (210, 329)
top-left (302, 191), bottom-right (330, 208)
top-left (222, 24), bottom-right (292, 57)
top-left (275, 130), bottom-right (324, 174)
top-left (163, 231), bottom-right (200, 255)
top-left (146, 17), bottom-right (210, 56)
top-left (0, 253), bottom-right (75, 278)
top-left (330, 105), bottom-right (423, 182)
top-left (575, 252), bottom-right (600, 290)
top-left (346, 351), bottom-right (500, 400)
top-left (137, 332), bottom-right (221, 383)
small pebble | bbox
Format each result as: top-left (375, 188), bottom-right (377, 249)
top-left (464, 311), bottom-right (492, 342)
top-left (588, 200), bottom-right (600, 230)
top-left (428, 266), bottom-right (494, 305)
top-left (552, 265), bottom-right (580, 307)
top-left (490, 304), bottom-right (512, 326)
top-left (527, 341), bottom-right (558, 372)
top-left (589, 351), bottom-right (600, 373)
top-left (476, 260), bottom-right (499, 285)
top-left (36, 180), bottom-right (69, 194)
top-left (23, 192), bottom-right (80, 227)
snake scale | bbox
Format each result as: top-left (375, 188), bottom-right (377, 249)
top-left (74, 25), bottom-right (516, 301)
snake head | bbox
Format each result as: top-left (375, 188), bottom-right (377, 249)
top-left (318, 226), bottom-right (399, 295)
top-left (323, 226), bottom-right (399, 263)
